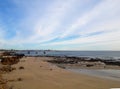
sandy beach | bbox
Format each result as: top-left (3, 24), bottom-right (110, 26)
top-left (3, 57), bottom-right (120, 89)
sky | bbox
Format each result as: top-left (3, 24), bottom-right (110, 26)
top-left (0, 0), bottom-right (120, 50)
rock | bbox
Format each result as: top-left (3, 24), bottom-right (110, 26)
top-left (19, 66), bottom-right (24, 70)
top-left (17, 78), bottom-right (23, 81)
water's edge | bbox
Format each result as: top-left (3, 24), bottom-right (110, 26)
top-left (67, 68), bottom-right (120, 81)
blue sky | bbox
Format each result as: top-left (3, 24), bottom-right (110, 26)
top-left (0, 0), bottom-right (120, 50)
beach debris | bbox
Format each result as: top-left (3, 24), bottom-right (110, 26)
top-left (50, 68), bottom-right (53, 71)
top-left (86, 64), bottom-right (94, 67)
top-left (7, 78), bottom-right (23, 82)
top-left (17, 78), bottom-right (23, 81)
top-left (19, 66), bottom-right (24, 70)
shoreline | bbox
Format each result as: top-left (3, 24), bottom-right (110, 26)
top-left (46, 56), bottom-right (120, 81)
top-left (47, 56), bottom-right (120, 69)
top-left (68, 68), bottom-right (120, 81)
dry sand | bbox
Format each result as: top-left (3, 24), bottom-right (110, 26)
top-left (3, 57), bottom-right (120, 89)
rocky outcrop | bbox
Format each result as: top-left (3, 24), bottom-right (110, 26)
top-left (1, 57), bottom-right (20, 65)
top-left (47, 56), bottom-right (120, 66)
top-left (0, 51), bottom-right (24, 65)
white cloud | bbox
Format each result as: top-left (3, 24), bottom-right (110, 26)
top-left (60, 0), bottom-right (120, 38)
top-left (8, 0), bottom-right (77, 44)
top-left (43, 29), bottom-right (120, 46)
top-left (31, 0), bottom-right (77, 41)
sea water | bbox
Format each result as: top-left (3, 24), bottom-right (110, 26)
top-left (16, 51), bottom-right (120, 59)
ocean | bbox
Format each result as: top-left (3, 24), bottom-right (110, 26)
top-left (16, 51), bottom-right (120, 59)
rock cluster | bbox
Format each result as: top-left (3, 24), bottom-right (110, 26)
top-left (48, 56), bottom-right (120, 66)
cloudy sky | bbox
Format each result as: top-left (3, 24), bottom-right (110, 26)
top-left (0, 0), bottom-right (120, 50)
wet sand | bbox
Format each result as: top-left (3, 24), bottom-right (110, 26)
top-left (3, 57), bottom-right (120, 89)
top-left (68, 69), bottom-right (120, 81)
